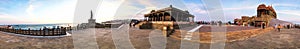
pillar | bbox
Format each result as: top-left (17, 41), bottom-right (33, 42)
top-left (162, 13), bottom-right (165, 21)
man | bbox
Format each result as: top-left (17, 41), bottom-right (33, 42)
top-left (277, 24), bottom-right (283, 32)
top-left (262, 22), bottom-right (266, 29)
top-left (287, 24), bottom-right (290, 29)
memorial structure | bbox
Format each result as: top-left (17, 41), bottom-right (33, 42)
top-left (234, 4), bottom-right (277, 27)
top-left (144, 5), bottom-right (195, 22)
top-left (78, 10), bottom-right (96, 28)
top-left (137, 5), bottom-right (196, 37)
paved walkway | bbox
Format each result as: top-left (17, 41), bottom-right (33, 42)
top-left (225, 28), bottom-right (300, 49)
top-left (78, 26), bottom-right (300, 49)
top-left (2, 24), bottom-right (299, 49)
top-left (72, 28), bottom-right (99, 49)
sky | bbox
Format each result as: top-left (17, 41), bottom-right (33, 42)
top-left (0, 0), bottom-right (77, 24)
top-left (1, 0), bottom-right (300, 24)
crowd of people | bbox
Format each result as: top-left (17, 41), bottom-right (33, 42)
top-left (273, 24), bottom-right (294, 32)
top-left (195, 21), bottom-right (224, 25)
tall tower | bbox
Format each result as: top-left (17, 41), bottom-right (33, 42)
top-left (90, 10), bottom-right (93, 19)
top-left (88, 10), bottom-right (96, 24)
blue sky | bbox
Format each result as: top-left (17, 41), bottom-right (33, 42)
top-left (0, 0), bottom-right (77, 24)
top-left (1, 0), bottom-right (300, 24)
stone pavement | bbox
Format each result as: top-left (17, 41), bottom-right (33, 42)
top-left (1, 25), bottom-right (299, 49)
top-left (0, 31), bottom-right (73, 49)
top-left (95, 25), bottom-right (300, 49)
top-left (72, 28), bottom-right (99, 49)
top-left (225, 28), bottom-right (300, 49)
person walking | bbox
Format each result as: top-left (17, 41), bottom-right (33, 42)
top-left (287, 24), bottom-right (290, 29)
top-left (277, 24), bottom-right (283, 32)
top-left (262, 23), bottom-right (266, 29)
top-left (274, 24), bottom-right (278, 31)
top-left (289, 24), bottom-right (292, 29)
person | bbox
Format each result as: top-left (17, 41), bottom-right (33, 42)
top-left (287, 24), bottom-right (290, 29)
top-left (289, 24), bottom-right (292, 29)
top-left (277, 24), bottom-right (283, 32)
top-left (131, 23), bottom-right (135, 27)
top-left (262, 23), bottom-right (266, 29)
top-left (7, 25), bottom-right (13, 29)
top-left (129, 23), bottom-right (132, 27)
top-left (43, 26), bottom-right (49, 35)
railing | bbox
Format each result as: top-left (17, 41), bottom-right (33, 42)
top-left (0, 27), bottom-right (72, 36)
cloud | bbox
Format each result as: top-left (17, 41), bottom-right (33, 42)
top-left (3, 0), bottom-right (300, 24)
top-left (127, 7), bottom-right (158, 19)
top-left (109, 0), bottom-right (159, 20)
top-left (26, 0), bottom-right (36, 17)
top-left (116, 0), bottom-right (195, 19)
top-left (96, 0), bottom-right (124, 22)
top-left (185, 3), bottom-right (207, 14)
top-left (31, 0), bottom-right (77, 23)
top-left (96, 0), bottom-right (202, 22)
top-left (183, 3), bottom-right (209, 21)
top-left (222, 5), bottom-right (257, 11)
top-left (0, 13), bottom-right (39, 24)
top-left (26, 5), bottom-right (34, 17)
top-left (0, 0), bottom-right (77, 24)
top-left (137, 0), bottom-right (155, 7)
top-left (137, 0), bottom-right (172, 8)
top-left (277, 10), bottom-right (300, 16)
top-left (273, 3), bottom-right (298, 7)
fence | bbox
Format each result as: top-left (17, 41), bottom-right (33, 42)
top-left (0, 27), bottom-right (72, 36)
